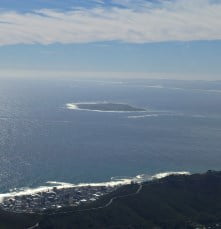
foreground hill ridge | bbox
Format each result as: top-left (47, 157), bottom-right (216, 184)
top-left (1, 170), bottom-right (221, 229)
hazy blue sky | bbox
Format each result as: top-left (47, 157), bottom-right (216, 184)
top-left (0, 0), bottom-right (221, 80)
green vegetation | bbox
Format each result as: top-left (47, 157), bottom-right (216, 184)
top-left (0, 209), bottom-right (40, 229)
top-left (76, 103), bottom-right (146, 112)
top-left (1, 171), bottom-right (221, 229)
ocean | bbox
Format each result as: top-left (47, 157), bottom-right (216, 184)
top-left (0, 77), bottom-right (221, 193)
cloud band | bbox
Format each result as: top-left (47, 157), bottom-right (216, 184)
top-left (0, 0), bottom-right (221, 45)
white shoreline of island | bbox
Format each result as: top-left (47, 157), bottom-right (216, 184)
top-left (66, 102), bottom-right (147, 113)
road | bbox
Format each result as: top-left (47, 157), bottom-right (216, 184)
top-left (51, 183), bottom-right (143, 214)
top-left (26, 183), bottom-right (143, 228)
top-left (26, 223), bottom-right (39, 229)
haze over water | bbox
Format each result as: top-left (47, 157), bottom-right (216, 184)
top-left (0, 77), bottom-right (221, 193)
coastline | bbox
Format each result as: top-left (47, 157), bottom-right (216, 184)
top-left (0, 171), bottom-right (189, 214)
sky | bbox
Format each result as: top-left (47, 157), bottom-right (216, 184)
top-left (0, 0), bottom-right (221, 80)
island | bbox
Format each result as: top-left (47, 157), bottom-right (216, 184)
top-left (66, 102), bottom-right (146, 112)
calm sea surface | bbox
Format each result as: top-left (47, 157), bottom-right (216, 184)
top-left (0, 78), bottom-right (221, 192)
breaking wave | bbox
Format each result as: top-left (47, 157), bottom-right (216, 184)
top-left (0, 171), bottom-right (190, 203)
top-left (128, 114), bottom-right (160, 118)
top-left (66, 102), bottom-right (146, 113)
top-left (127, 112), bottom-right (208, 119)
top-left (143, 85), bottom-right (221, 94)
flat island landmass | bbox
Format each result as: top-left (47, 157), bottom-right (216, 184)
top-left (67, 102), bottom-right (146, 112)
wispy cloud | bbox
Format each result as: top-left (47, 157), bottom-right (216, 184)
top-left (0, 0), bottom-right (221, 45)
top-left (1, 69), bottom-right (219, 80)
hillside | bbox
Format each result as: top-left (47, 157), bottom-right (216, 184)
top-left (1, 171), bottom-right (221, 229)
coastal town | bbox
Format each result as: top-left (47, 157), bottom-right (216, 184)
top-left (0, 185), bottom-right (117, 213)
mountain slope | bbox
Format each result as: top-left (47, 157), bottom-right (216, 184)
top-left (39, 171), bottom-right (221, 229)
top-left (1, 171), bottom-right (221, 229)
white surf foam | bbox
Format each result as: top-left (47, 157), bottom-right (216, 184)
top-left (144, 85), bottom-right (221, 94)
top-left (150, 171), bottom-right (190, 180)
top-left (128, 114), bottom-right (160, 119)
top-left (127, 112), bottom-right (209, 119)
top-left (66, 103), bottom-right (79, 110)
top-left (0, 171), bottom-right (190, 203)
top-left (66, 102), bottom-right (146, 113)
